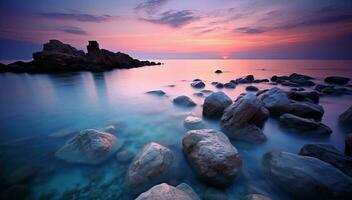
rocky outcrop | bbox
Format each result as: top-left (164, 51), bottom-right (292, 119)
top-left (262, 151), bottom-right (352, 200)
top-left (184, 116), bottom-right (205, 130)
top-left (325, 76), bottom-right (350, 85)
top-left (55, 129), bottom-right (122, 164)
top-left (346, 133), bottom-right (352, 156)
top-left (1, 40), bottom-right (160, 73)
top-left (135, 183), bottom-right (195, 200)
top-left (221, 93), bottom-right (269, 143)
top-left (340, 106), bottom-right (352, 129)
top-left (259, 87), bottom-right (291, 115)
top-left (173, 96), bottom-right (196, 107)
top-left (299, 143), bottom-right (352, 177)
top-left (202, 92), bottom-right (232, 119)
top-left (126, 143), bottom-right (176, 194)
top-left (271, 73), bottom-right (315, 87)
top-left (279, 113), bottom-right (332, 135)
top-left (182, 129), bottom-right (242, 187)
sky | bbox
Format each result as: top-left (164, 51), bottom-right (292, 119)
top-left (0, 0), bottom-right (352, 60)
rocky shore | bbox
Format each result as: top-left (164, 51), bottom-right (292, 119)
top-left (0, 40), bottom-right (161, 73)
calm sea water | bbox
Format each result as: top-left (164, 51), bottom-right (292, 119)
top-left (0, 59), bottom-right (352, 199)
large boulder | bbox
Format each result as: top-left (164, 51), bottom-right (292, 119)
top-left (221, 93), bottom-right (269, 143)
top-left (126, 143), bottom-right (176, 194)
top-left (262, 151), bottom-right (352, 199)
top-left (182, 129), bottom-right (242, 187)
top-left (279, 113), bottom-right (332, 135)
top-left (260, 87), bottom-right (291, 115)
top-left (288, 101), bottom-right (324, 120)
top-left (184, 116), bottom-right (205, 130)
top-left (339, 106), bottom-right (352, 128)
top-left (346, 133), bottom-right (352, 156)
top-left (173, 96), bottom-right (196, 107)
top-left (202, 92), bottom-right (232, 119)
top-left (325, 76), bottom-right (350, 85)
top-left (55, 129), bottom-right (122, 164)
top-left (135, 183), bottom-right (195, 200)
top-left (299, 144), bottom-right (352, 177)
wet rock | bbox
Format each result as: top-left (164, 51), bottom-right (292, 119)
top-left (279, 113), bottom-right (332, 135)
top-left (193, 92), bottom-right (204, 97)
top-left (221, 93), bottom-right (269, 143)
top-left (211, 81), bottom-right (218, 85)
top-left (55, 129), bottom-right (122, 164)
top-left (339, 106), bottom-right (352, 128)
top-left (262, 151), bottom-right (352, 200)
top-left (116, 149), bottom-right (135, 162)
top-left (203, 187), bottom-right (227, 200)
top-left (146, 90), bottom-right (166, 96)
top-left (215, 70), bottom-right (223, 73)
top-left (325, 76), bottom-right (350, 85)
top-left (215, 83), bottom-right (224, 88)
top-left (315, 84), bottom-right (352, 96)
top-left (126, 143), bottom-right (176, 194)
top-left (233, 75), bottom-right (255, 84)
top-left (184, 116), bottom-right (205, 130)
top-left (0, 185), bottom-right (30, 200)
top-left (286, 91), bottom-right (319, 104)
top-left (48, 128), bottom-right (78, 138)
top-left (346, 134), bottom-right (352, 156)
top-left (203, 92), bottom-right (232, 119)
top-left (135, 183), bottom-right (194, 200)
top-left (6, 165), bottom-right (39, 185)
top-left (260, 87), bottom-right (291, 115)
top-left (224, 82), bottom-right (236, 89)
top-left (246, 86), bottom-right (259, 92)
top-left (103, 125), bottom-right (116, 134)
top-left (289, 101), bottom-right (324, 120)
top-left (173, 96), bottom-right (196, 107)
top-left (299, 143), bottom-right (352, 177)
top-left (182, 129), bottom-right (242, 187)
top-left (253, 79), bottom-right (269, 83)
top-left (242, 194), bottom-right (272, 200)
top-left (200, 89), bottom-right (213, 94)
top-left (176, 183), bottom-right (200, 200)
top-left (191, 81), bottom-right (205, 89)
top-left (271, 73), bottom-right (314, 87)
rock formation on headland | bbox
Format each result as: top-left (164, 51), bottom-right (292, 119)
top-left (0, 40), bottom-right (161, 73)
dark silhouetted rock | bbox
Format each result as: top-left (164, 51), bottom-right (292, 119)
top-left (242, 194), bottom-right (272, 200)
top-left (146, 90), bottom-right (166, 96)
top-left (271, 73), bottom-right (315, 87)
top-left (246, 86), bottom-right (259, 91)
top-left (325, 76), bottom-right (350, 85)
top-left (253, 79), bottom-right (269, 83)
top-left (221, 93), bottom-right (269, 143)
top-left (279, 113), bottom-right (332, 135)
top-left (191, 80), bottom-right (205, 88)
top-left (346, 134), bottom-right (352, 156)
top-left (173, 96), bottom-right (196, 107)
top-left (315, 84), bottom-right (352, 96)
top-left (203, 92), bottom-right (232, 119)
top-left (215, 70), bottom-right (223, 73)
top-left (135, 183), bottom-right (196, 200)
top-left (260, 87), bottom-right (291, 115)
top-left (289, 101), bottom-right (324, 120)
top-left (287, 91), bottom-right (319, 104)
top-left (184, 116), bottom-right (205, 130)
top-left (262, 151), bottom-right (352, 200)
top-left (224, 82), bottom-right (236, 89)
top-left (340, 106), bottom-right (352, 128)
top-left (183, 129), bottom-right (242, 187)
top-left (299, 143), bottom-right (352, 177)
top-left (216, 83), bottom-right (224, 88)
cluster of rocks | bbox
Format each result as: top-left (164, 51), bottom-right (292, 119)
top-left (0, 40), bottom-right (161, 73)
top-left (270, 73), bottom-right (315, 87)
top-left (314, 84), bottom-right (352, 96)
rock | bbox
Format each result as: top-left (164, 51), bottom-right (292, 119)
top-left (182, 129), bottom-right (242, 186)
top-left (279, 113), bottom-right (332, 135)
top-left (315, 84), bottom-right (352, 95)
top-left (193, 92), bottom-right (204, 97)
top-left (176, 183), bottom-right (200, 200)
top-left (289, 101), bottom-right (324, 120)
top-left (55, 129), bottom-right (122, 164)
top-left (200, 89), bottom-right (213, 94)
top-left (215, 83), bottom-right (224, 88)
top-left (221, 93), bottom-right (269, 143)
top-left (0, 185), bottom-right (30, 200)
top-left (116, 149), bottom-right (135, 162)
top-left (245, 75), bottom-right (255, 82)
top-left (262, 151), bottom-right (352, 200)
top-left (260, 87), bottom-right (291, 115)
top-left (346, 134), bottom-right (352, 156)
top-left (233, 75), bottom-right (255, 84)
top-left (246, 86), bottom-right (258, 92)
top-left (6, 165), bottom-right (39, 185)
top-left (135, 183), bottom-right (194, 200)
top-left (286, 91), bottom-right (319, 104)
top-left (339, 106), bottom-right (352, 128)
top-left (253, 79), bottom-right (269, 83)
top-left (215, 70), bottom-right (223, 73)
top-left (48, 128), bottom-right (78, 138)
top-left (193, 79), bottom-right (202, 82)
top-left (146, 90), bottom-right (166, 96)
top-left (126, 143), bottom-right (176, 194)
top-left (211, 81), bottom-right (218, 85)
top-left (202, 92), bottom-right (232, 119)
top-left (325, 76), bottom-right (350, 85)
top-left (271, 73), bottom-right (315, 87)
top-left (299, 143), bottom-right (352, 177)
top-left (173, 96), bottom-right (196, 107)
top-left (191, 81), bottom-right (205, 89)
top-left (224, 82), bottom-right (236, 89)
top-left (184, 116), bottom-right (205, 130)
top-left (242, 194), bottom-right (272, 200)
top-left (203, 187), bottom-right (227, 200)
top-left (103, 125), bottom-right (116, 134)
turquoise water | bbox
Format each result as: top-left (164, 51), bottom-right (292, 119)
top-left (0, 59), bottom-right (352, 199)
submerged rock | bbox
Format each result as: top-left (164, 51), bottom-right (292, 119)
top-left (55, 129), bottom-right (122, 164)
top-left (262, 151), bottom-right (352, 200)
top-left (173, 96), bottom-right (196, 107)
top-left (221, 93), bottom-right (269, 143)
top-left (325, 76), bottom-right (350, 85)
top-left (191, 80), bottom-right (206, 89)
top-left (260, 87), bottom-right (291, 115)
top-left (346, 134), bottom-right (352, 156)
top-left (299, 143), bottom-right (352, 177)
top-left (215, 70), bottom-right (223, 73)
top-left (202, 92), bottom-right (232, 119)
top-left (224, 82), bottom-right (236, 89)
top-left (182, 129), bottom-right (242, 187)
top-left (246, 86), bottom-right (259, 92)
top-left (135, 183), bottom-right (195, 200)
top-left (184, 116), bottom-right (205, 130)
top-left (146, 90), bottom-right (166, 96)
top-left (279, 113), bottom-right (332, 135)
top-left (215, 83), bottom-right (224, 89)
top-left (288, 101), bottom-right (324, 120)
top-left (126, 143), bottom-right (176, 194)
top-left (339, 106), bottom-right (352, 128)
top-left (242, 194), bottom-right (272, 200)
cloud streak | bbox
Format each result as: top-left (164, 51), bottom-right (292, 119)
top-left (142, 10), bottom-right (197, 28)
top-left (57, 26), bottom-right (87, 35)
top-left (236, 27), bottom-right (266, 34)
top-left (40, 12), bottom-right (118, 22)
top-left (135, 0), bottom-right (168, 14)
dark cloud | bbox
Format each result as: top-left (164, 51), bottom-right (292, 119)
top-left (135, 0), bottom-right (168, 14)
top-left (58, 26), bottom-right (87, 35)
top-left (280, 14), bottom-right (352, 29)
top-left (236, 27), bottom-right (266, 34)
top-left (40, 12), bottom-right (117, 22)
top-left (142, 10), bottom-right (197, 28)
